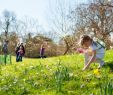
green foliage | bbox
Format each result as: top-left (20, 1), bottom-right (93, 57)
top-left (0, 55), bottom-right (12, 64)
top-left (25, 35), bottom-right (59, 58)
top-left (0, 50), bottom-right (113, 95)
top-left (100, 77), bottom-right (113, 95)
top-left (54, 60), bottom-right (70, 92)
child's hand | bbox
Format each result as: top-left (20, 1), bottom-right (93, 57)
top-left (77, 48), bottom-right (84, 54)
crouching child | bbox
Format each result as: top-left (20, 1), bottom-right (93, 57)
top-left (79, 35), bottom-right (105, 70)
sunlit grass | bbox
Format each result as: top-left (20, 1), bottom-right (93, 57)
top-left (0, 50), bottom-right (113, 95)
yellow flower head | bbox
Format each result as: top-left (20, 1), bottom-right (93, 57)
top-left (94, 69), bottom-right (100, 75)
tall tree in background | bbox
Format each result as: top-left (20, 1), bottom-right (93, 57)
top-left (48, 0), bottom-right (75, 54)
top-left (72, 0), bottom-right (113, 49)
top-left (0, 10), bottom-right (16, 40)
top-left (14, 16), bottom-right (40, 43)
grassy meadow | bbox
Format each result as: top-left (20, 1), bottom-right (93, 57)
top-left (0, 50), bottom-right (113, 95)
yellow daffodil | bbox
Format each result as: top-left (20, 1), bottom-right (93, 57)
top-left (94, 69), bottom-right (100, 75)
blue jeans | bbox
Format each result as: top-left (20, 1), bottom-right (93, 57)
top-left (16, 54), bottom-right (22, 62)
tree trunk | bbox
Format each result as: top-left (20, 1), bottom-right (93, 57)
top-left (5, 21), bottom-right (10, 40)
top-left (63, 39), bottom-right (70, 55)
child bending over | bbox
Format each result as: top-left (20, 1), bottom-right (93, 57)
top-left (80, 35), bottom-right (105, 70)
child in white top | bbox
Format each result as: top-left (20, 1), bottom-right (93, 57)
top-left (80, 35), bottom-right (105, 70)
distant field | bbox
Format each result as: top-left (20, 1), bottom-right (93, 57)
top-left (0, 50), bottom-right (113, 95)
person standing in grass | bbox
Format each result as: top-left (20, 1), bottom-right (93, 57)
top-left (15, 43), bottom-right (20, 62)
top-left (15, 43), bottom-right (25, 62)
top-left (40, 44), bottom-right (46, 58)
top-left (2, 40), bottom-right (9, 64)
top-left (17, 46), bottom-right (24, 62)
top-left (40, 42), bottom-right (48, 58)
top-left (79, 35), bottom-right (105, 70)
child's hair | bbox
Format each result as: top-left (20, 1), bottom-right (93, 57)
top-left (80, 35), bottom-right (92, 46)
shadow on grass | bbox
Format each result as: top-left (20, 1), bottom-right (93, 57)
top-left (104, 61), bottom-right (113, 70)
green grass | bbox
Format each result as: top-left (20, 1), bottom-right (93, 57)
top-left (0, 50), bottom-right (113, 95)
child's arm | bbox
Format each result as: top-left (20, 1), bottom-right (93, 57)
top-left (76, 48), bottom-right (84, 54)
top-left (83, 50), bottom-right (96, 70)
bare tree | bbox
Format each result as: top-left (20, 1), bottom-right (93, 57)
top-left (48, 0), bottom-right (75, 54)
top-left (0, 10), bottom-right (16, 39)
top-left (71, 0), bottom-right (113, 49)
top-left (14, 16), bottom-right (40, 43)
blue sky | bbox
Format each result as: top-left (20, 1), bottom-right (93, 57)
top-left (0, 0), bottom-right (88, 31)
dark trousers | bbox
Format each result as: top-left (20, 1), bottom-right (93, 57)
top-left (16, 54), bottom-right (18, 62)
top-left (4, 54), bottom-right (7, 64)
top-left (16, 54), bottom-right (22, 62)
top-left (40, 53), bottom-right (44, 58)
top-left (40, 54), bottom-right (46, 58)
top-left (18, 55), bottom-right (22, 61)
